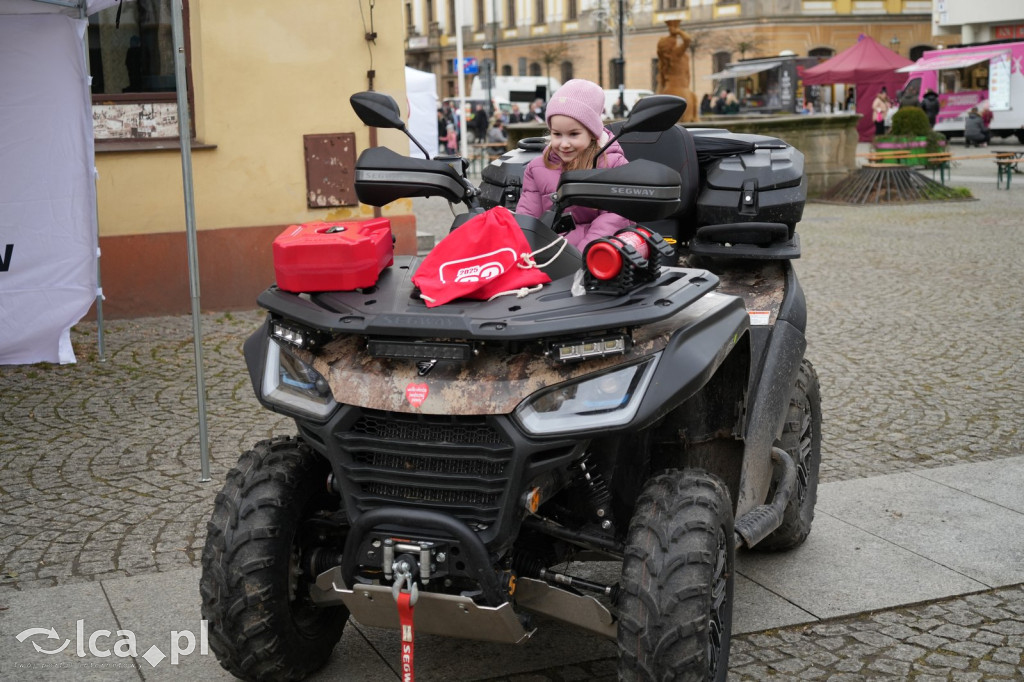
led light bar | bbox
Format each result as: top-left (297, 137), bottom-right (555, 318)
top-left (367, 339), bottom-right (474, 362)
top-left (551, 334), bottom-right (632, 363)
top-left (270, 319), bottom-right (332, 350)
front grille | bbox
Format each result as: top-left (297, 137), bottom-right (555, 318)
top-left (336, 410), bottom-right (514, 528)
top-left (353, 451), bottom-right (506, 477)
top-left (351, 412), bottom-right (505, 445)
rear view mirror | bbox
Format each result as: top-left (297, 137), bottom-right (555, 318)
top-left (350, 91), bottom-right (433, 159)
top-left (593, 95), bottom-right (687, 167)
top-left (350, 92), bottom-right (405, 130)
top-left (620, 95), bottom-right (688, 135)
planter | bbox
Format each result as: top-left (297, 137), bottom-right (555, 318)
top-left (873, 135), bottom-right (946, 166)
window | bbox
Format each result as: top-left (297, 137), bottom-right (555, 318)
top-left (407, 2), bottom-right (414, 29)
top-left (660, 0), bottom-right (686, 8)
top-left (712, 51), bottom-right (730, 74)
top-left (529, 62), bottom-right (542, 76)
top-left (476, 0), bottom-right (485, 30)
top-left (506, 0), bottom-right (516, 27)
top-left (561, 60), bottom-right (574, 83)
top-left (89, 1), bottom-right (176, 96)
top-left (909, 45), bottom-right (933, 61)
top-left (88, 0), bottom-right (192, 141)
top-left (567, 0), bottom-right (578, 20)
top-left (448, 0), bottom-right (456, 35)
top-left (535, 0), bottom-right (545, 25)
top-left (502, 64), bottom-right (513, 76)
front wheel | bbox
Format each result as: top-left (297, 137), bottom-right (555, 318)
top-left (617, 470), bottom-right (735, 682)
top-left (200, 436), bottom-right (348, 682)
top-left (756, 359), bottom-right (822, 551)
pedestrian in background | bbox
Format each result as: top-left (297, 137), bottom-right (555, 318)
top-left (529, 98), bottom-right (546, 123)
top-left (485, 117), bottom-right (507, 155)
top-left (964, 107), bottom-right (991, 147)
top-left (872, 88), bottom-right (890, 136)
top-left (920, 89), bottom-right (940, 127)
top-left (470, 104), bottom-right (489, 144)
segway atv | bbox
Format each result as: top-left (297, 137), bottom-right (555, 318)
top-left (200, 91), bottom-right (822, 681)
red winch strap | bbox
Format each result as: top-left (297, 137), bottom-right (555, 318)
top-left (397, 590), bottom-right (415, 682)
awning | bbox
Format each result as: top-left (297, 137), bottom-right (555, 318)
top-left (706, 61), bottom-right (782, 80)
top-left (897, 50), bottom-right (1009, 73)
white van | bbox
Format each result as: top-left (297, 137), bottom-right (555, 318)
top-left (602, 89), bottom-right (654, 120)
top-left (469, 76), bottom-right (561, 106)
top-left (442, 96), bottom-right (512, 117)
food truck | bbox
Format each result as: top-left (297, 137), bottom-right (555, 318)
top-left (706, 54), bottom-right (822, 114)
top-left (898, 41), bottom-right (1024, 143)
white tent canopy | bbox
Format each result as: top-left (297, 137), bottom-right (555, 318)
top-left (405, 67), bottom-right (438, 159)
top-left (0, 2), bottom-right (109, 364)
top-left (0, 0), bottom-right (212, 478)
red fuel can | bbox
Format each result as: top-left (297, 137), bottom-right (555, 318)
top-left (273, 218), bottom-right (394, 292)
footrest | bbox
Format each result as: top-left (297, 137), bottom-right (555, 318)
top-left (690, 222), bottom-right (800, 260)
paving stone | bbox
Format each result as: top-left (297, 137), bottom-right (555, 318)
top-left (991, 647), bottom-right (1023, 665)
top-left (978, 660), bottom-right (1019, 677)
top-left (866, 657), bottom-right (911, 676)
top-left (907, 633), bottom-right (952, 649)
top-left (882, 643), bottom-right (927, 662)
top-left (945, 639), bottom-right (993, 658)
top-left (924, 652), bottom-right (970, 669)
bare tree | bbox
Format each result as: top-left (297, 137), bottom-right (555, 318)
top-left (682, 28), bottom-right (730, 91)
top-left (729, 37), bottom-right (762, 61)
top-left (538, 42), bottom-right (573, 98)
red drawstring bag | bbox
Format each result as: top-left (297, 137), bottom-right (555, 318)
top-left (412, 206), bottom-right (563, 307)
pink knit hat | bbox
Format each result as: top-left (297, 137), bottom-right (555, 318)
top-left (545, 79), bottom-right (606, 139)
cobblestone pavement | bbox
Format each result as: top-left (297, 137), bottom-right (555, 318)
top-left (1, 143), bottom-right (1022, 679)
top-left (484, 585), bottom-right (1024, 681)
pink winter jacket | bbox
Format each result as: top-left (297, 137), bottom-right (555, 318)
top-left (515, 134), bottom-right (632, 250)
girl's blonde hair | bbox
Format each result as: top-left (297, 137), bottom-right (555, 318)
top-left (542, 137), bottom-right (605, 172)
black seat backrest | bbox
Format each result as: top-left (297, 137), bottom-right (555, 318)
top-left (609, 122), bottom-right (700, 243)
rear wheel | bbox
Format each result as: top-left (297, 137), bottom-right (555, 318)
top-left (617, 470), bottom-right (735, 682)
top-left (200, 436), bottom-right (348, 682)
top-left (757, 359), bottom-right (822, 551)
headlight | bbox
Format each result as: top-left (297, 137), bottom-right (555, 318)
top-left (514, 355), bottom-right (659, 435)
top-left (261, 339), bottom-right (337, 419)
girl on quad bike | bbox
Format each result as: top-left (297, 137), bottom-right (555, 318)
top-left (515, 79), bottom-right (631, 250)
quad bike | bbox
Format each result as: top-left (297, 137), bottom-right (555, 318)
top-left (200, 91), bottom-right (822, 681)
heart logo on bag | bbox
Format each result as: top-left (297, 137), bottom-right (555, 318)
top-left (405, 383), bottom-right (429, 407)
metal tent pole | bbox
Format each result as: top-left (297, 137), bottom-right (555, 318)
top-left (77, 1), bottom-right (105, 361)
top-left (170, 0), bottom-right (211, 481)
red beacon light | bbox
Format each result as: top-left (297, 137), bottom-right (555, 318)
top-left (582, 226), bottom-right (675, 294)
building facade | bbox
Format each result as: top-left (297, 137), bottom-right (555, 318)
top-left (87, 1), bottom-right (412, 318)
top-left (406, 0), bottom-right (942, 106)
top-left (931, 0), bottom-right (1024, 45)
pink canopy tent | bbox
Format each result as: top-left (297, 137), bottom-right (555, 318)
top-left (802, 35), bottom-right (914, 142)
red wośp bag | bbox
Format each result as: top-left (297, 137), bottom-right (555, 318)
top-left (411, 206), bottom-right (553, 308)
